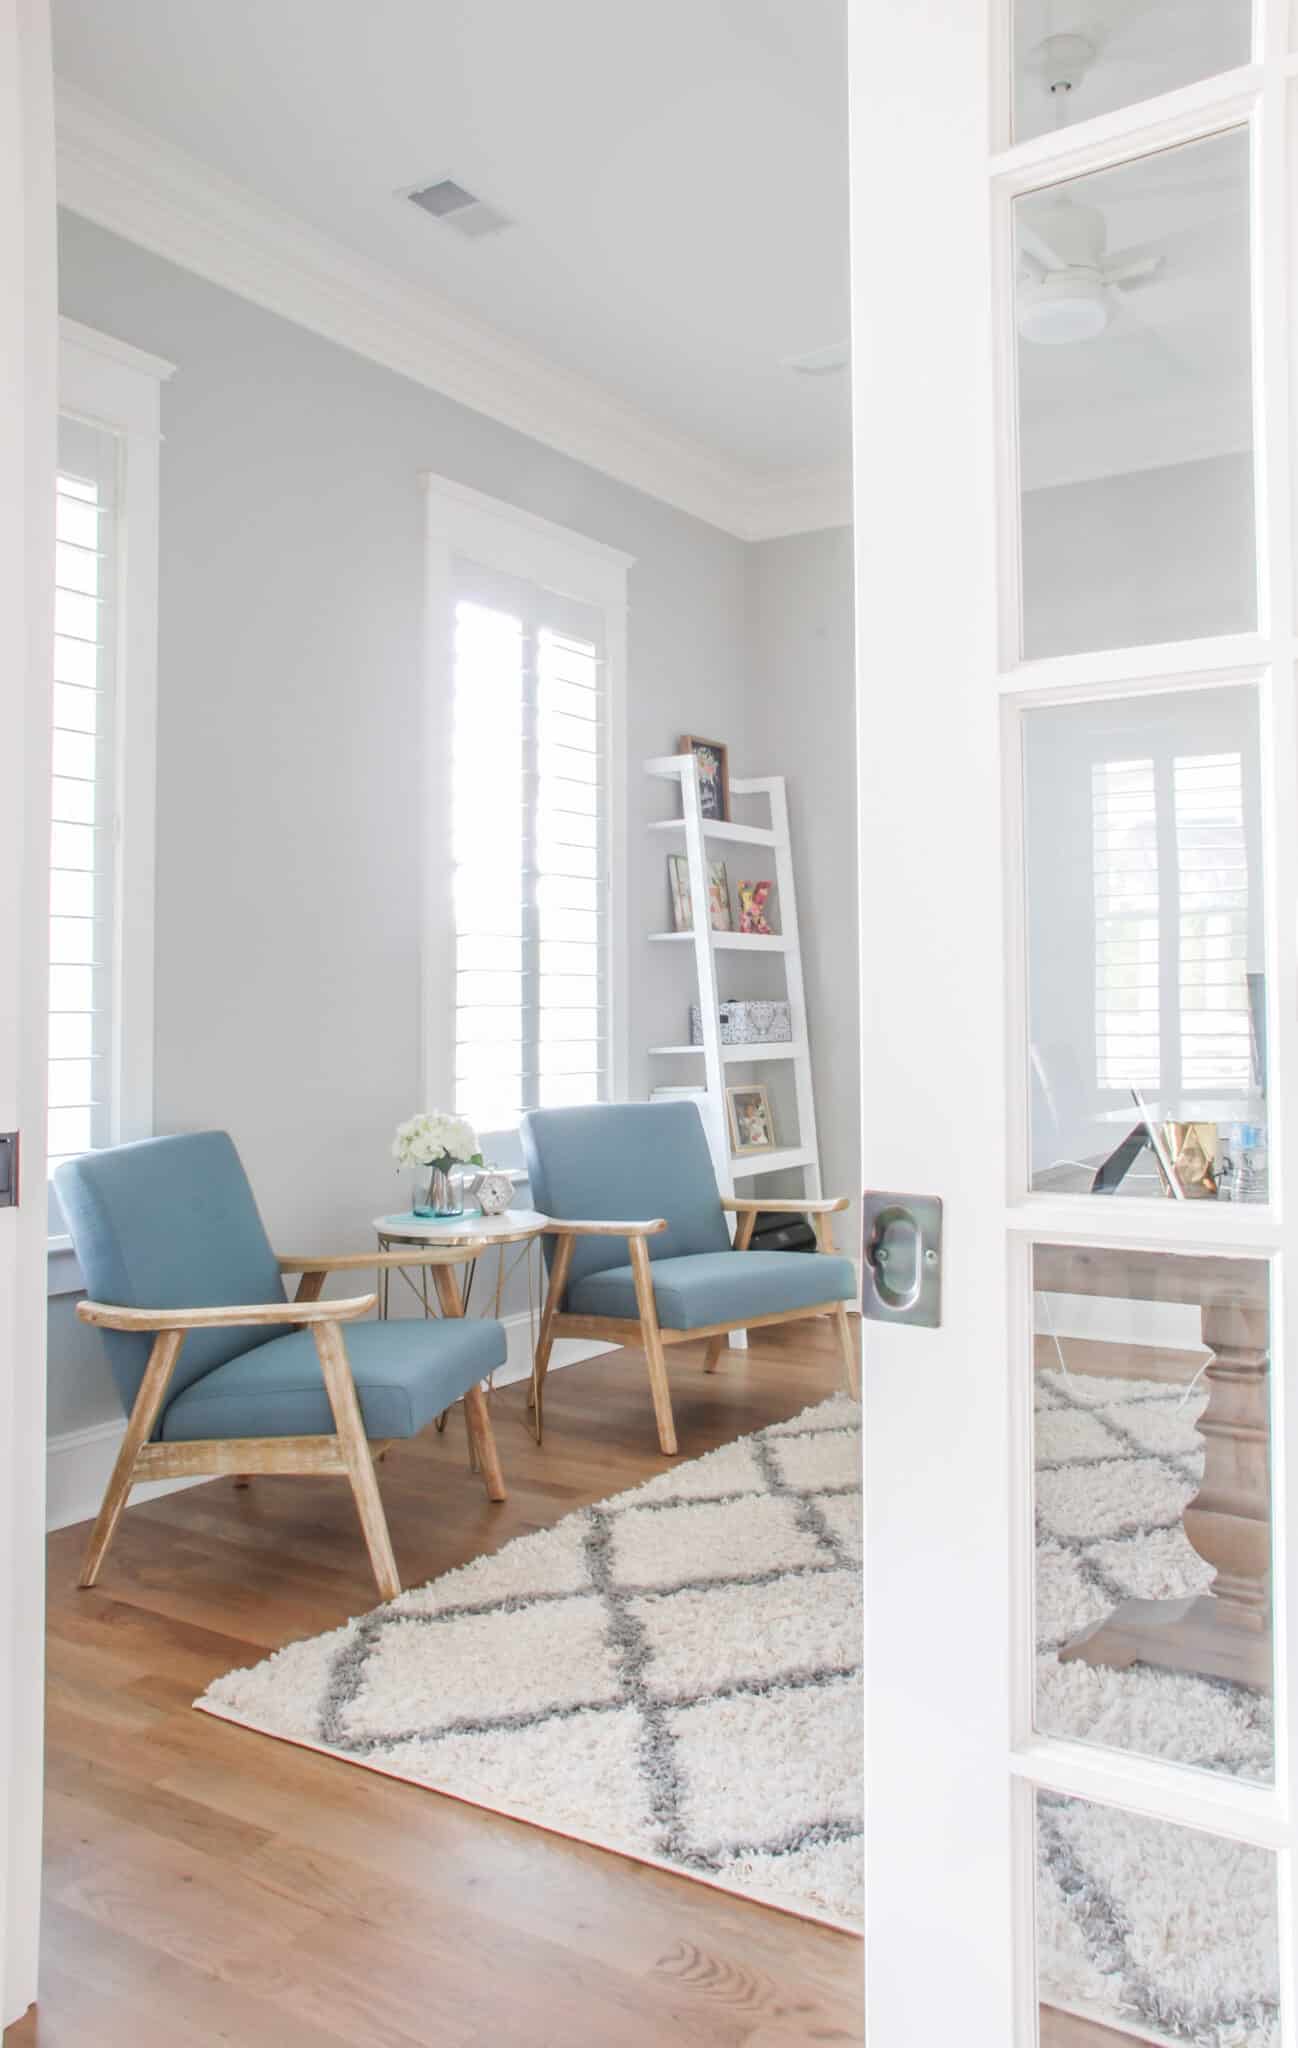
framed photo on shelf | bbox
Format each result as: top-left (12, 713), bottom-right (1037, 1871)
top-left (668, 855), bottom-right (732, 932)
top-left (737, 879), bottom-right (773, 934)
top-left (726, 1082), bottom-right (777, 1156)
top-left (679, 734), bottom-right (730, 822)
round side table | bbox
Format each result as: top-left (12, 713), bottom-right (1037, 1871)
top-left (372, 1209), bottom-right (549, 1438)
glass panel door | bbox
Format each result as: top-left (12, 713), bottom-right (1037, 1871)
top-left (852, 3), bottom-right (1296, 2043)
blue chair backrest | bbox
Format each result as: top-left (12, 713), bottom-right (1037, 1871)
top-left (55, 1131), bottom-right (286, 1419)
top-left (520, 1102), bottom-right (730, 1297)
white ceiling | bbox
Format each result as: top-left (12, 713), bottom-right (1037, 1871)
top-left (1016, 125), bottom-right (1252, 491)
top-left (1013, 0), bottom-right (1251, 140)
top-left (50, 0), bottom-right (852, 482)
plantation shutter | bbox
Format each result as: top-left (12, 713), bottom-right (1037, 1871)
top-left (49, 416), bottom-right (120, 1174)
top-left (1091, 755), bottom-right (1160, 1092)
top-left (450, 557), bottom-right (608, 1136)
top-left (1174, 750), bottom-right (1251, 1089)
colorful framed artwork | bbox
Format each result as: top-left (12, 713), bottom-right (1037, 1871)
top-left (679, 735), bottom-right (730, 822)
top-left (737, 879), bottom-right (773, 934)
top-left (668, 855), bottom-right (731, 932)
top-left (726, 1083), bottom-right (777, 1156)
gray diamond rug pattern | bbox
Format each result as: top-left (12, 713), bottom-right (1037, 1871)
top-left (198, 1376), bottom-right (1281, 2040)
top-left (198, 1393), bottom-right (866, 1930)
top-left (1033, 1369), bottom-right (1278, 2048)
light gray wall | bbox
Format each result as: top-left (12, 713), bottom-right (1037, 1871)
top-left (53, 211), bottom-right (756, 1437)
top-left (1021, 451), bottom-right (1256, 660)
top-left (746, 527), bottom-right (860, 1263)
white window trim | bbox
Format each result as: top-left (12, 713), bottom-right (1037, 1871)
top-left (420, 474), bottom-right (633, 1154)
top-left (48, 318), bottom-right (173, 1294)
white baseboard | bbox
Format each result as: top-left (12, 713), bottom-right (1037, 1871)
top-left (45, 1314), bottom-right (615, 1533)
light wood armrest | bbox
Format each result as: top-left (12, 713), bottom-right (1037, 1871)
top-left (541, 1216), bottom-right (668, 1238)
top-left (278, 1248), bottom-right (488, 1273)
top-left (721, 1196), bottom-right (850, 1217)
top-left (77, 1294), bottom-right (376, 1332)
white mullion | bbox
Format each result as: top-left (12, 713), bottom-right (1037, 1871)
top-left (991, 65), bottom-right (1261, 188)
top-left (1256, 17), bottom-right (1298, 2028)
top-left (1009, 1736), bottom-right (1287, 1847)
top-left (521, 607), bottom-right (541, 1118)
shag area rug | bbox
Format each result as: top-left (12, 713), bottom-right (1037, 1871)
top-left (1034, 1367), bottom-right (1278, 2048)
top-left (198, 1377), bottom-right (1280, 2042)
top-left (199, 1393), bottom-right (866, 1928)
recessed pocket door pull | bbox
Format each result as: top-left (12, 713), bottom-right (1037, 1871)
top-left (861, 1191), bottom-right (942, 1328)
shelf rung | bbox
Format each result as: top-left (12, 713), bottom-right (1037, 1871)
top-left (647, 817), bottom-right (779, 848)
top-left (730, 1146), bottom-right (815, 1178)
top-left (649, 930), bottom-right (788, 952)
top-left (648, 1042), bottom-right (803, 1063)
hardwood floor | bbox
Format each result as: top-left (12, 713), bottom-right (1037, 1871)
top-left (8, 1323), bottom-right (863, 2048)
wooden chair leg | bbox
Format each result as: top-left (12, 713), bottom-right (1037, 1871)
top-left (702, 1334), bottom-right (726, 1373)
top-left (312, 1321), bottom-right (401, 1602)
top-left (463, 1383), bottom-right (507, 1502)
top-left (629, 1237), bottom-right (678, 1456)
top-left (835, 1303), bottom-right (861, 1399)
top-left (79, 1328), bottom-right (186, 1588)
top-left (531, 1235), bottom-right (573, 1445)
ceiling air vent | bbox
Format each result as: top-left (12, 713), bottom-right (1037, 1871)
top-left (406, 178), bottom-right (512, 239)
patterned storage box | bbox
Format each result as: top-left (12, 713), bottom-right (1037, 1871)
top-left (690, 999), bottom-right (792, 1046)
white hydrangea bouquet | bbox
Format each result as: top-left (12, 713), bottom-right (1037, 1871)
top-left (392, 1109), bottom-right (483, 1219)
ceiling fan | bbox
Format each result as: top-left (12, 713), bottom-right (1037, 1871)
top-left (1016, 195), bottom-right (1163, 345)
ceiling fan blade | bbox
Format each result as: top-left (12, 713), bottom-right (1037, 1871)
top-left (1107, 253), bottom-right (1163, 290)
top-left (1017, 217), bottom-right (1069, 273)
top-left (1102, 284), bottom-right (1192, 378)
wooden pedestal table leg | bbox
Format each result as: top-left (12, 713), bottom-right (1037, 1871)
top-left (1061, 1301), bottom-right (1271, 1691)
top-left (432, 1261), bottom-right (508, 1502)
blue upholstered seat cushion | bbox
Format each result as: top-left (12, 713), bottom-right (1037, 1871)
top-left (160, 1316), bottom-right (507, 1443)
top-left (566, 1249), bottom-right (857, 1331)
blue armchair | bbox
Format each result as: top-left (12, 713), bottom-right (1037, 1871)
top-left (520, 1101), bottom-right (858, 1455)
top-left (55, 1131), bottom-right (508, 1599)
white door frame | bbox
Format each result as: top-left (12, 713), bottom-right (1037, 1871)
top-left (0, 0), bottom-right (54, 2026)
top-left (853, 0), bottom-right (1298, 2038)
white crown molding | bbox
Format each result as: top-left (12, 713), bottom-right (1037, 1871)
top-left (54, 82), bottom-right (846, 542)
top-left (59, 312), bottom-right (176, 384)
top-left (742, 462), bottom-right (854, 542)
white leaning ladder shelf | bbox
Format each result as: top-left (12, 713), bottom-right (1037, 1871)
top-left (644, 754), bottom-right (824, 1209)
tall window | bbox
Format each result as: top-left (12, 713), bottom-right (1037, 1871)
top-left (451, 573), bottom-right (607, 1134)
top-left (49, 420), bottom-right (119, 1176)
top-left (1091, 746), bottom-right (1252, 1099)
top-left (48, 322), bottom-right (169, 1244)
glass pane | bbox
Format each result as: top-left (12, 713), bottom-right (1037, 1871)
top-left (1014, 2), bottom-right (1251, 144)
top-left (1036, 1792), bottom-right (1279, 2044)
top-left (1016, 130), bottom-right (1255, 659)
top-left (1032, 1243), bottom-right (1271, 1780)
top-left (1024, 685), bottom-right (1267, 1198)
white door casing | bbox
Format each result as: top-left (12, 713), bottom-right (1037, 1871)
top-left (853, 0), bottom-right (1298, 2040)
top-left (0, 0), bottom-right (54, 2027)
